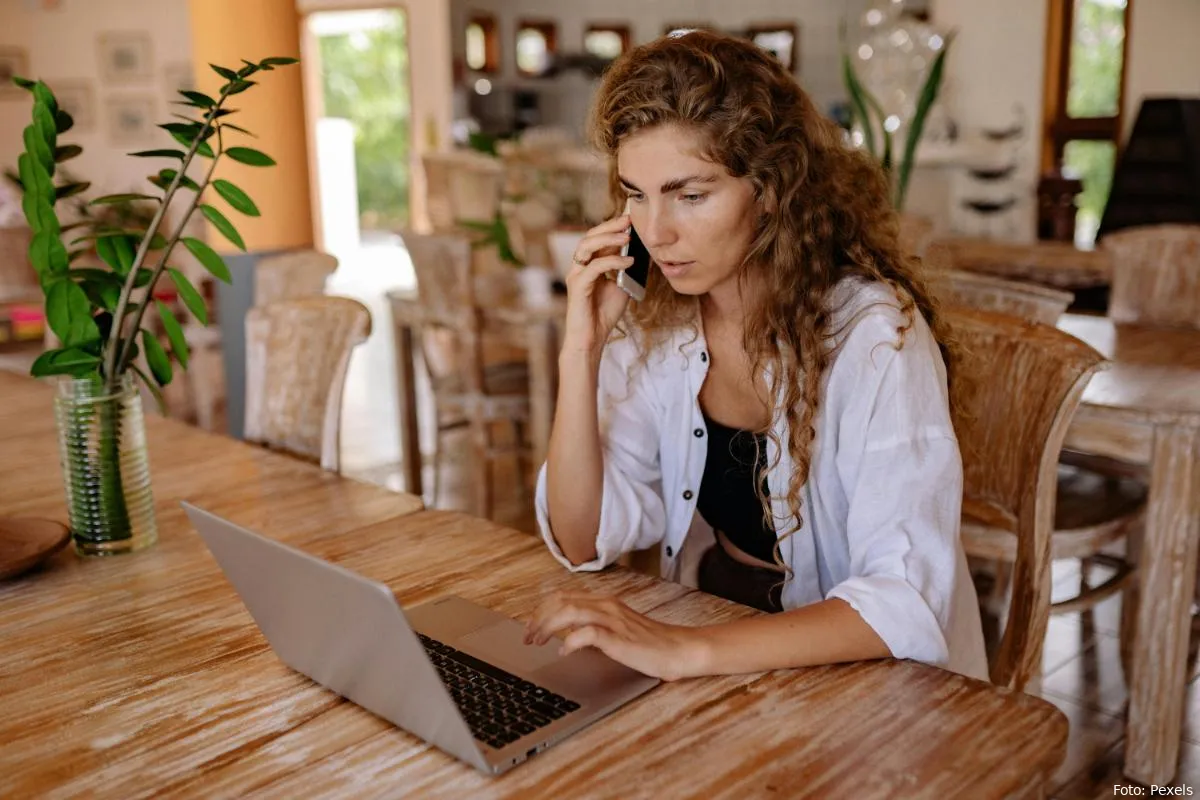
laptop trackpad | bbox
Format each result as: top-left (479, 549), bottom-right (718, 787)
top-left (457, 619), bottom-right (562, 673)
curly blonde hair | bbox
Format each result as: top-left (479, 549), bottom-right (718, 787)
top-left (588, 30), bottom-right (958, 572)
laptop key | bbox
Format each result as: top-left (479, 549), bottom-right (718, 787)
top-left (511, 721), bottom-right (536, 735)
top-left (525, 712), bottom-right (551, 728)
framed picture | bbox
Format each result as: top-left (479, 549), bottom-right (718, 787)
top-left (98, 31), bottom-right (153, 84)
top-left (163, 61), bottom-right (195, 101)
top-left (52, 80), bottom-right (97, 132)
top-left (747, 23), bottom-right (800, 73)
top-left (0, 47), bottom-right (30, 99)
top-left (107, 94), bottom-right (157, 146)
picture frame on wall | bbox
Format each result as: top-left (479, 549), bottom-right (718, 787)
top-left (0, 47), bottom-right (30, 99)
top-left (746, 23), bottom-right (800, 74)
top-left (163, 61), bottom-right (195, 100)
top-left (98, 31), bottom-right (153, 84)
top-left (107, 94), bottom-right (157, 146)
top-left (53, 81), bottom-right (97, 133)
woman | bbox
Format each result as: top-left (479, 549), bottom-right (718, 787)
top-left (524, 31), bottom-right (988, 683)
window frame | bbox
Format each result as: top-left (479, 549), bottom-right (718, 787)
top-left (515, 19), bottom-right (558, 78)
top-left (583, 23), bottom-right (631, 60)
top-left (464, 12), bottom-right (499, 74)
top-left (745, 22), bottom-right (800, 73)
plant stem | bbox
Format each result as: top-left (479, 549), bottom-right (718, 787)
top-left (104, 93), bottom-right (228, 392)
top-left (94, 387), bottom-right (131, 542)
top-left (115, 125), bottom-right (224, 377)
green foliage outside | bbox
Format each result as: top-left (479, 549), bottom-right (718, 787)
top-left (318, 12), bottom-right (411, 231)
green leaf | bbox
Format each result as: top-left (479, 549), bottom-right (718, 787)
top-left (226, 80), bottom-right (256, 95)
top-left (260, 57), bottom-right (299, 67)
top-left (178, 89), bottom-right (216, 108)
top-left (150, 169), bottom-right (201, 192)
top-left (195, 140), bottom-right (215, 159)
top-left (55, 182), bottom-right (90, 201)
top-left (226, 146), bottom-right (275, 167)
top-left (25, 196), bottom-right (58, 239)
top-left (169, 268), bottom-right (208, 325)
top-left (219, 122), bottom-right (255, 138)
top-left (46, 279), bottom-right (99, 346)
top-left (54, 110), bottom-right (74, 135)
top-left (134, 268), bottom-right (154, 288)
top-left (32, 81), bottom-right (57, 117)
top-left (91, 193), bottom-right (160, 205)
top-left (142, 329), bottom-right (173, 386)
top-left (895, 34), bottom-right (953, 210)
top-left (238, 60), bottom-right (260, 77)
top-left (212, 108), bottom-right (237, 119)
top-left (54, 144), bottom-right (82, 163)
top-left (841, 50), bottom-right (878, 160)
top-left (212, 179), bottom-right (260, 217)
top-left (30, 346), bottom-right (101, 378)
top-left (182, 236), bottom-right (232, 282)
top-left (12, 76), bottom-right (36, 91)
top-left (143, 232), bottom-right (168, 251)
top-left (79, 274), bottom-right (122, 311)
top-left (210, 63), bottom-right (240, 81)
top-left (199, 205), bottom-right (246, 251)
top-left (95, 234), bottom-right (136, 275)
top-left (24, 124), bottom-right (54, 176)
top-left (131, 364), bottom-right (167, 414)
top-left (155, 300), bottom-right (189, 369)
top-left (29, 229), bottom-right (69, 278)
top-left (130, 149), bottom-right (186, 160)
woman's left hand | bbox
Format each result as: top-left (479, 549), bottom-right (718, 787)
top-left (524, 591), bottom-right (708, 682)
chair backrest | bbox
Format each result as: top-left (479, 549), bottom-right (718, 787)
top-left (421, 151), bottom-right (504, 231)
top-left (932, 269), bottom-right (1075, 325)
top-left (243, 297), bottom-right (371, 472)
top-left (254, 249), bottom-right (338, 307)
top-left (1101, 224), bottom-right (1200, 329)
top-left (400, 230), bottom-right (484, 393)
top-left (946, 307), bottom-right (1106, 691)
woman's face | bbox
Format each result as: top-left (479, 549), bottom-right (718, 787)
top-left (616, 124), bottom-right (759, 299)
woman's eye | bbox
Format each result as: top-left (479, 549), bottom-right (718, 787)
top-left (681, 193), bottom-right (707, 204)
top-left (624, 192), bottom-right (645, 203)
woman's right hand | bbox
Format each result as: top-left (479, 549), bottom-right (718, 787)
top-left (560, 213), bottom-right (635, 362)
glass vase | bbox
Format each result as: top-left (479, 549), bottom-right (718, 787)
top-left (54, 373), bottom-right (158, 556)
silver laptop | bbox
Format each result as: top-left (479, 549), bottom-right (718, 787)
top-left (182, 502), bottom-right (660, 775)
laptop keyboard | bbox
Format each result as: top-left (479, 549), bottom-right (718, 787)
top-left (417, 633), bottom-right (582, 750)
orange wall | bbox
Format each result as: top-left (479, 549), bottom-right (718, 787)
top-left (187, 0), bottom-right (313, 253)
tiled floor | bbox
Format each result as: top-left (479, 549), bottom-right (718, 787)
top-left (345, 427), bottom-right (1200, 799)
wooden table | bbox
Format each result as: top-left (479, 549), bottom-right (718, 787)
top-left (932, 236), bottom-right (1112, 290)
top-left (1058, 314), bottom-right (1200, 786)
top-left (1, 371), bottom-right (1069, 798)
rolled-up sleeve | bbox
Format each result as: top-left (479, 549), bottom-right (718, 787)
top-left (535, 337), bottom-right (667, 572)
top-left (824, 315), bottom-right (962, 667)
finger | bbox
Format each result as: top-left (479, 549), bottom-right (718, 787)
top-left (528, 600), bottom-right (619, 646)
top-left (573, 229), bottom-right (630, 266)
top-left (589, 213), bottom-right (631, 236)
top-left (566, 255), bottom-right (634, 289)
top-left (560, 624), bottom-right (617, 658)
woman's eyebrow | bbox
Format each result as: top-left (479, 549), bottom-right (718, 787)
top-left (618, 174), bottom-right (718, 194)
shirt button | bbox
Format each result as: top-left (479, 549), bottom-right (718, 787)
top-left (693, 428), bottom-right (704, 437)
top-left (682, 490), bottom-right (694, 500)
top-left (700, 351), bottom-right (708, 363)
top-left (665, 546), bottom-right (674, 558)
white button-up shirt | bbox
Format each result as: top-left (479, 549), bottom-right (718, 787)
top-left (535, 278), bottom-right (989, 682)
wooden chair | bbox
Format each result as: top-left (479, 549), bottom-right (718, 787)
top-left (939, 268), bottom-right (1146, 670)
top-left (243, 296), bottom-right (371, 473)
top-left (401, 230), bottom-right (531, 517)
top-left (254, 249), bottom-right (338, 306)
top-left (947, 307), bottom-right (1107, 691)
top-left (931, 269), bottom-right (1075, 325)
top-left (421, 151), bottom-right (504, 232)
top-left (1101, 224), bottom-right (1200, 330)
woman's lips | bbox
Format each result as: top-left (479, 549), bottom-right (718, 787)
top-left (657, 260), bottom-right (693, 278)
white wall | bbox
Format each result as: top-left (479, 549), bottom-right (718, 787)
top-left (0, 0), bottom-right (193, 207)
top-left (929, 0), bottom-right (1045, 241)
top-left (1123, 0), bottom-right (1200, 138)
top-left (449, 0), bottom-right (874, 137)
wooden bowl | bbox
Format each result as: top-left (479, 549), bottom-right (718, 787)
top-left (0, 518), bottom-right (71, 580)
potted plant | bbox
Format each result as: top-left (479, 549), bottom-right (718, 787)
top-left (11, 56), bottom-right (297, 556)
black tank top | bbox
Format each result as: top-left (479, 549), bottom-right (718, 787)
top-left (696, 409), bottom-right (778, 564)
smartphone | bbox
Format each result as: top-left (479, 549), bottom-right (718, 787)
top-left (617, 224), bottom-right (651, 302)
